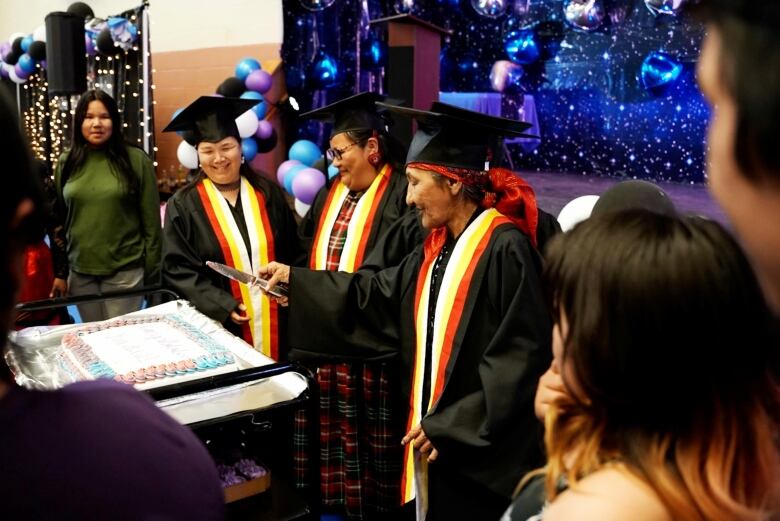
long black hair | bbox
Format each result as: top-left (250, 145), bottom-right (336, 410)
top-left (60, 89), bottom-right (139, 195)
top-left (344, 127), bottom-right (407, 174)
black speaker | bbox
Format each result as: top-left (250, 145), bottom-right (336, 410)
top-left (45, 12), bottom-right (87, 96)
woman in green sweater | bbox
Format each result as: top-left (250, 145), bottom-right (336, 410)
top-left (54, 89), bottom-right (161, 322)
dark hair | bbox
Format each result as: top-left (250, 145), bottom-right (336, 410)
top-left (699, 4), bottom-right (780, 180)
top-left (0, 87), bottom-right (45, 377)
top-left (344, 128), bottom-right (406, 172)
top-left (540, 210), bottom-right (779, 518)
top-left (60, 89), bottom-right (140, 195)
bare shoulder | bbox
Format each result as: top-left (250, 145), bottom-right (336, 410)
top-left (543, 467), bottom-right (671, 521)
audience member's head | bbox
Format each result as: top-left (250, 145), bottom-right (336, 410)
top-left (557, 180), bottom-right (676, 232)
top-left (591, 179), bottom-right (676, 217)
top-left (541, 210), bottom-right (778, 520)
top-left (696, 0), bottom-right (780, 311)
top-left (0, 87), bottom-right (44, 369)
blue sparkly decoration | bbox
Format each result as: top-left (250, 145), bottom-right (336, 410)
top-left (361, 38), bottom-right (387, 70)
top-left (309, 50), bottom-right (340, 89)
top-left (505, 29), bottom-right (540, 65)
top-left (640, 51), bottom-right (683, 97)
top-left (457, 52), bottom-right (480, 74)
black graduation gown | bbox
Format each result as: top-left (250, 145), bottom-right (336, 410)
top-left (297, 168), bottom-right (417, 263)
top-left (536, 208), bottom-right (562, 256)
top-left (288, 222), bottom-right (552, 518)
top-left (161, 175), bottom-right (304, 339)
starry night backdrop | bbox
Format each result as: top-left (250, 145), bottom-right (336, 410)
top-left (281, 0), bottom-right (708, 183)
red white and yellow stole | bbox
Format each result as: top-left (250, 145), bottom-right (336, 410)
top-left (196, 177), bottom-right (279, 359)
top-left (309, 164), bottom-right (392, 272)
top-left (401, 208), bottom-right (511, 505)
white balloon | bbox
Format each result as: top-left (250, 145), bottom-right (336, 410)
top-left (557, 195), bottom-right (600, 232)
top-left (294, 198), bottom-right (311, 218)
top-left (8, 32), bottom-right (25, 45)
top-left (8, 67), bottom-right (26, 84)
top-left (235, 109), bottom-right (259, 139)
top-left (33, 24), bottom-right (46, 43)
top-left (177, 140), bottom-right (199, 170)
top-left (2, 62), bottom-right (14, 74)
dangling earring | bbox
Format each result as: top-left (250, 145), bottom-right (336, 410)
top-left (241, 156), bottom-right (246, 164)
top-left (368, 152), bottom-right (381, 166)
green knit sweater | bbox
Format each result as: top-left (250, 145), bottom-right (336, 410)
top-left (55, 146), bottom-right (161, 283)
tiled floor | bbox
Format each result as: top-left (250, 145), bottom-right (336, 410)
top-left (521, 171), bottom-right (730, 225)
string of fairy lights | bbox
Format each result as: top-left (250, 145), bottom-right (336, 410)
top-left (17, 7), bottom-right (157, 171)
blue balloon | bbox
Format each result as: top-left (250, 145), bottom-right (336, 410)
top-left (241, 137), bottom-right (258, 162)
top-left (289, 139), bottom-right (322, 167)
top-left (127, 23), bottom-right (138, 42)
top-left (505, 29), bottom-right (540, 65)
top-left (17, 54), bottom-right (36, 74)
top-left (328, 164), bottom-right (339, 180)
top-left (240, 91), bottom-right (267, 118)
top-left (171, 108), bottom-right (185, 136)
top-left (283, 164), bottom-right (307, 194)
top-left (640, 51), bottom-right (683, 97)
top-left (309, 50), bottom-right (339, 89)
top-left (235, 58), bottom-right (261, 82)
top-left (361, 38), bottom-right (387, 70)
top-left (21, 36), bottom-right (33, 52)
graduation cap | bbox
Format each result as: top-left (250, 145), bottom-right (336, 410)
top-left (162, 96), bottom-right (260, 146)
top-left (376, 102), bottom-right (536, 171)
top-left (300, 92), bottom-right (394, 137)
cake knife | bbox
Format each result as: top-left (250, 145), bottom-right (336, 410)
top-left (206, 261), bottom-right (289, 298)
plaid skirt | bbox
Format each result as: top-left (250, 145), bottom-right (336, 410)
top-left (294, 362), bottom-right (401, 520)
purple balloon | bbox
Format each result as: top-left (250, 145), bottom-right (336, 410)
top-left (255, 120), bottom-right (274, 140)
top-left (0, 65), bottom-right (8, 79)
top-left (245, 69), bottom-right (272, 94)
top-left (14, 63), bottom-right (30, 79)
top-left (0, 41), bottom-right (10, 61)
top-left (276, 159), bottom-right (303, 185)
top-left (292, 167), bottom-right (326, 205)
top-left (85, 34), bottom-right (96, 56)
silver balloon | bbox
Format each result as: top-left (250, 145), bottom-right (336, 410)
top-left (644, 0), bottom-right (687, 16)
top-left (393, 0), bottom-right (416, 14)
top-left (513, 0), bottom-right (531, 17)
top-left (300, 0), bottom-right (336, 12)
top-left (471, 0), bottom-right (508, 19)
top-left (563, 0), bottom-right (606, 32)
top-left (489, 60), bottom-right (524, 93)
top-left (608, 2), bottom-right (631, 25)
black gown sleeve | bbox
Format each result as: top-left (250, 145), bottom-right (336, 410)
top-left (535, 208), bottom-right (562, 256)
top-left (161, 193), bottom-right (238, 323)
top-left (421, 232), bottom-right (552, 496)
top-left (359, 211), bottom-right (426, 273)
top-left (287, 247), bottom-right (422, 362)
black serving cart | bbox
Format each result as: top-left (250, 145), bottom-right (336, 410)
top-left (14, 287), bottom-right (321, 521)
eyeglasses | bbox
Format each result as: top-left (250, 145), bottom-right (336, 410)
top-left (326, 142), bottom-right (358, 161)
